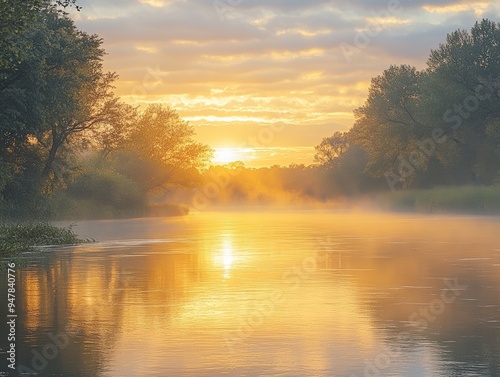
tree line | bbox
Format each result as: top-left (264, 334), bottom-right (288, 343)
top-left (1, 5), bottom-right (499, 218)
top-left (191, 19), bottom-right (500, 208)
top-left (316, 19), bottom-right (500, 192)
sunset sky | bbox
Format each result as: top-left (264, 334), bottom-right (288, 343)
top-left (69, 0), bottom-right (500, 167)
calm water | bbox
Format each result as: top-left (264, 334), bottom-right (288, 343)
top-left (1, 212), bottom-right (500, 376)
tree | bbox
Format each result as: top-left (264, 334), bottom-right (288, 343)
top-left (347, 20), bottom-right (500, 188)
top-left (424, 19), bottom-right (500, 184)
top-left (119, 104), bottom-right (213, 191)
top-left (314, 131), bottom-right (349, 167)
top-left (314, 132), bottom-right (382, 195)
top-left (428, 19), bottom-right (500, 99)
top-left (350, 65), bottom-right (424, 184)
top-left (30, 11), bottom-right (127, 185)
top-left (0, 8), bottom-right (130, 198)
top-left (0, 7), bottom-right (213, 218)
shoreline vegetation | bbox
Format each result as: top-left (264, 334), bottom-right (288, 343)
top-left (375, 186), bottom-right (500, 215)
top-left (192, 185), bottom-right (500, 216)
top-left (0, 223), bottom-right (91, 258)
top-left (2, 184), bottom-right (499, 259)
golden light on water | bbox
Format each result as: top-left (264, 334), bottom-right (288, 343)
top-left (214, 236), bottom-right (234, 279)
top-left (15, 213), bottom-right (500, 376)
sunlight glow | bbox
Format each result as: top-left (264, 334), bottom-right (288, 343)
top-left (185, 115), bottom-right (284, 123)
top-left (135, 46), bottom-right (159, 53)
top-left (139, 0), bottom-right (170, 7)
top-left (276, 28), bottom-right (332, 37)
top-left (212, 148), bottom-right (246, 165)
top-left (223, 243), bottom-right (233, 271)
top-left (422, 2), bottom-right (488, 16)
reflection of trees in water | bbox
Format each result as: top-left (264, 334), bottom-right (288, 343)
top-left (330, 223), bottom-right (500, 375)
top-left (4, 215), bottom-right (500, 376)
top-left (13, 251), bottom-right (124, 376)
top-left (11, 243), bottom-right (204, 377)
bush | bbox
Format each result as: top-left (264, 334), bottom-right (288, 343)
top-left (0, 169), bottom-right (53, 221)
top-left (61, 168), bottom-right (146, 218)
top-left (0, 223), bottom-right (89, 257)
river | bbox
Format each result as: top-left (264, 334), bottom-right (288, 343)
top-left (1, 211), bottom-right (500, 376)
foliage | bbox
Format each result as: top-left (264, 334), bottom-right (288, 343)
top-left (67, 169), bottom-right (143, 209)
top-left (0, 9), bottom-right (211, 220)
top-left (121, 104), bottom-right (212, 191)
top-left (0, 1), bottom-right (80, 72)
top-left (30, 11), bottom-right (127, 184)
top-left (343, 19), bottom-right (500, 189)
top-left (0, 222), bottom-right (88, 257)
top-left (350, 65), bottom-right (424, 183)
top-left (0, 8), bottom-right (131, 196)
top-left (314, 131), bottom-right (350, 167)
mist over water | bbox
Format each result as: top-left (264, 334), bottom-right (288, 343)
top-left (1, 211), bottom-right (500, 376)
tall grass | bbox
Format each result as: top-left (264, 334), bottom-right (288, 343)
top-left (0, 223), bottom-right (90, 257)
top-left (379, 185), bottom-right (500, 214)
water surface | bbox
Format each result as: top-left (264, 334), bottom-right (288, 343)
top-left (1, 212), bottom-right (500, 376)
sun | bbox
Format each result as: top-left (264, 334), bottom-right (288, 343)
top-left (212, 148), bottom-right (242, 165)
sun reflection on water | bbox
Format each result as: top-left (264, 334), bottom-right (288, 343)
top-left (12, 213), bottom-right (500, 376)
top-left (214, 236), bottom-right (234, 279)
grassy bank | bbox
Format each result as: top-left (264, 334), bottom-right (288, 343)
top-left (378, 185), bottom-right (500, 215)
top-left (0, 223), bottom-right (90, 257)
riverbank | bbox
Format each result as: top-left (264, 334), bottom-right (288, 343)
top-left (0, 223), bottom-right (90, 257)
top-left (376, 185), bottom-right (500, 215)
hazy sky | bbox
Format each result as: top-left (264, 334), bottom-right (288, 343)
top-left (69, 0), bottom-right (500, 166)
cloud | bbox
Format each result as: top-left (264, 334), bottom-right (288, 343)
top-left (67, 0), bottom-right (500, 166)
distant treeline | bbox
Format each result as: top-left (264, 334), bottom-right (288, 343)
top-left (188, 159), bottom-right (384, 208)
top-left (190, 19), bottom-right (500, 210)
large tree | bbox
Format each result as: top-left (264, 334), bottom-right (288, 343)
top-left (32, 11), bottom-right (126, 184)
top-left (424, 19), bottom-right (500, 184)
top-left (349, 20), bottom-right (500, 188)
top-left (350, 65), bottom-right (425, 184)
top-left (1, 8), bottom-right (128, 198)
top-left (116, 104), bottom-right (213, 191)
